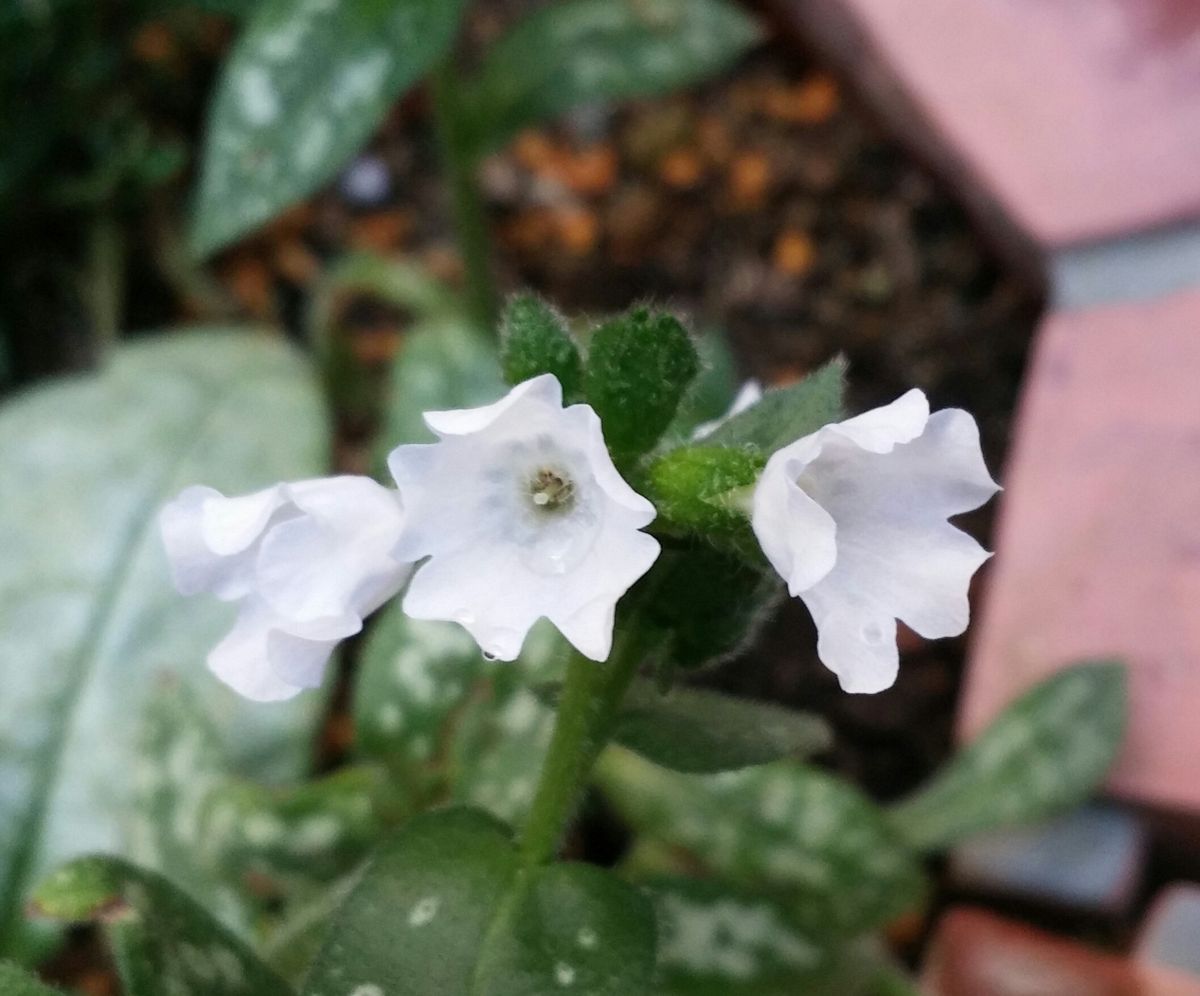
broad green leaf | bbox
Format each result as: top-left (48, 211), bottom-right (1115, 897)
top-left (302, 808), bottom-right (656, 996)
top-left (707, 356), bottom-right (846, 453)
top-left (499, 293), bottom-right (582, 398)
top-left (0, 332), bottom-right (328, 951)
top-left (584, 308), bottom-right (700, 464)
top-left (379, 316), bottom-right (505, 456)
top-left (32, 857), bottom-right (292, 996)
top-left (0, 963), bottom-right (65, 995)
top-left (614, 682), bottom-right (831, 774)
top-left (464, 0), bottom-right (761, 155)
top-left (649, 878), bottom-right (834, 995)
top-left (888, 661), bottom-right (1127, 853)
top-left (127, 683), bottom-right (249, 932)
top-left (646, 545), bottom-right (782, 670)
top-left (192, 0), bottom-right (468, 254)
top-left (643, 445), bottom-right (764, 538)
top-left (208, 766), bottom-right (390, 886)
top-left (354, 607), bottom-right (561, 824)
top-left (596, 749), bottom-right (925, 936)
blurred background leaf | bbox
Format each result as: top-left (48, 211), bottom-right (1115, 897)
top-left (32, 856), bottom-right (292, 996)
top-left (887, 661), bottom-right (1127, 853)
top-left (596, 749), bottom-right (926, 937)
top-left (0, 332), bottom-right (328, 956)
top-left (191, 0), bottom-right (469, 255)
top-left (463, 0), bottom-right (762, 157)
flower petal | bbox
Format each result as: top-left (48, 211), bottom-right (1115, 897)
top-left (422, 373), bottom-right (562, 436)
top-left (207, 601), bottom-right (311, 702)
top-left (254, 476), bottom-right (407, 623)
top-left (159, 484), bottom-right (284, 600)
top-left (752, 453), bottom-right (837, 596)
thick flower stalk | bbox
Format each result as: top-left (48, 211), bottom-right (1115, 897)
top-left (160, 476), bottom-right (409, 701)
top-left (388, 373), bottom-right (660, 662)
top-left (751, 389), bottom-right (999, 694)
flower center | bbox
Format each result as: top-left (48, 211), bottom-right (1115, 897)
top-left (526, 466), bottom-right (576, 514)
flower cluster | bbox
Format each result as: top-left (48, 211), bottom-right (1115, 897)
top-left (162, 359), bottom-right (996, 700)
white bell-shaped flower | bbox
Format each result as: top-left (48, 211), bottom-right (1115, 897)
top-left (752, 389), bottom-right (999, 693)
top-left (160, 476), bottom-right (410, 701)
top-left (388, 374), bottom-right (660, 662)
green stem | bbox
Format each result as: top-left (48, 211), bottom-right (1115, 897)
top-left (520, 623), bottom-right (650, 866)
top-left (85, 209), bottom-right (124, 355)
top-left (430, 60), bottom-right (497, 333)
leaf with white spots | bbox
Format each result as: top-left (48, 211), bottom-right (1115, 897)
top-left (613, 681), bottom-right (831, 774)
top-left (354, 605), bottom-right (562, 824)
top-left (192, 0), bottom-right (469, 254)
top-left (32, 856), bottom-right (292, 996)
top-left (463, 0), bottom-right (762, 156)
top-left (596, 749), bottom-right (925, 936)
top-left (0, 332), bottom-right (328, 955)
top-left (888, 660), bottom-right (1128, 853)
top-left (300, 808), bottom-right (656, 996)
top-left (648, 878), bottom-right (841, 995)
top-left (127, 684), bottom-right (250, 934)
top-left (209, 765), bottom-right (391, 887)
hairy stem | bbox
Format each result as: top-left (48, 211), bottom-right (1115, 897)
top-left (520, 621), bottom-right (651, 866)
top-left (430, 60), bottom-right (497, 333)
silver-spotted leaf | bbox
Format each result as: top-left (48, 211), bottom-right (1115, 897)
top-left (0, 332), bottom-right (327, 950)
top-left (0, 963), bottom-right (65, 995)
top-left (888, 660), bottom-right (1127, 853)
top-left (192, 0), bottom-right (468, 254)
top-left (301, 808), bottom-right (657, 996)
top-left (33, 857), bottom-right (292, 996)
top-left (464, 0), bottom-right (761, 155)
top-left (596, 749), bottom-right (925, 936)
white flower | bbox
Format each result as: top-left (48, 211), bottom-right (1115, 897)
top-left (692, 380), bottom-right (763, 440)
top-left (388, 374), bottom-right (660, 662)
top-left (751, 390), bottom-right (999, 694)
top-left (160, 476), bottom-right (410, 701)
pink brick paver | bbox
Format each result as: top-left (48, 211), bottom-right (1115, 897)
top-left (961, 288), bottom-right (1200, 813)
top-left (923, 907), bottom-right (1200, 995)
top-left (829, 0), bottom-right (1200, 246)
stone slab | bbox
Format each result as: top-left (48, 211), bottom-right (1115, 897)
top-left (816, 0), bottom-right (1200, 246)
top-left (1137, 885), bottom-right (1200, 978)
top-left (948, 805), bottom-right (1146, 917)
top-left (961, 288), bottom-right (1200, 813)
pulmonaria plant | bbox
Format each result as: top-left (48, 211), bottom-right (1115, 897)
top-left (161, 299), bottom-right (997, 704)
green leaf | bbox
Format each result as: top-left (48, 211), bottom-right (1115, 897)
top-left (33, 857), bottom-right (292, 996)
top-left (0, 962), bottom-right (66, 995)
top-left (649, 878), bottom-right (835, 995)
top-left (647, 545), bottom-right (782, 670)
top-left (379, 316), bottom-right (505, 457)
top-left (584, 308), bottom-right (700, 464)
top-left (301, 808), bottom-right (657, 996)
top-left (0, 332), bottom-right (328, 951)
top-left (499, 293), bottom-right (583, 398)
top-left (192, 0), bottom-right (468, 254)
top-left (596, 749), bottom-right (925, 936)
top-left (354, 606), bottom-right (562, 825)
top-left (127, 683), bottom-right (249, 932)
top-left (643, 445), bottom-right (764, 537)
top-left (464, 0), bottom-right (761, 155)
top-left (888, 660), bottom-right (1128, 853)
top-left (707, 356), bottom-right (847, 453)
top-left (614, 682), bottom-right (831, 774)
top-left (209, 766), bottom-right (390, 885)
top-left (661, 328), bottom-right (740, 446)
